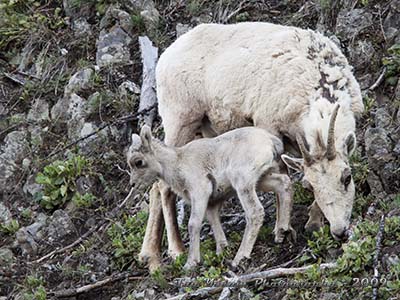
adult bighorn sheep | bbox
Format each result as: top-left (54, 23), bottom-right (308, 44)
top-left (138, 22), bottom-right (364, 271)
top-left (128, 125), bottom-right (294, 269)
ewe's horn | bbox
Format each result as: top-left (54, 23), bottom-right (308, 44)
top-left (296, 134), bottom-right (313, 165)
top-left (326, 104), bottom-right (340, 160)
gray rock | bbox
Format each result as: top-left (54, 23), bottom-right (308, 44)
top-left (336, 9), bottom-right (373, 41)
top-left (348, 40), bottom-right (375, 72)
top-left (380, 161), bottom-right (400, 194)
top-left (367, 171), bottom-right (384, 197)
top-left (126, 0), bottom-right (160, 32)
top-left (119, 81), bottom-right (141, 97)
top-left (0, 248), bottom-right (15, 267)
top-left (176, 23), bottom-right (192, 37)
top-left (64, 68), bottom-right (94, 97)
top-left (0, 203), bottom-right (12, 225)
top-left (47, 210), bottom-right (76, 244)
top-left (23, 174), bottom-right (42, 198)
top-left (73, 18), bottom-right (92, 37)
top-left (16, 213), bottom-right (47, 256)
top-left (384, 1), bottom-right (400, 41)
top-left (28, 125), bottom-right (46, 148)
top-left (96, 27), bottom-right (132, 68)
top-left (90, 252), bottom-right (110, 273)
top-left (0, 130), bottom-right (28, 192)
top-left (100, 6), bottom-right (133, 33)
top-left (364, 128), bottom-right (393, 169)
top-left (375, 107), bottom-right (392, 129)
top-left (27, 98), bottom-right (49, 122)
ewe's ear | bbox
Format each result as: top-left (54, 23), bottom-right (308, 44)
top-left (281, 154), bottom-right (304, 172)
top-left (140, 125), bottom-right (153, 152)
top-left (344, 132), bottom-right (356, 156)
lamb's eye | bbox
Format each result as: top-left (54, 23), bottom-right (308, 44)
top-left (135, 160), bottom-right (145, 168)
top-left (343, 174), bottom-right (351, 187)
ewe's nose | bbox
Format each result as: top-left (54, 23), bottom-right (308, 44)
top-left (331, 226), bottom-right (349, 241)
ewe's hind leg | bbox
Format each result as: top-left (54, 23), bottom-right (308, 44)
top-left (305, 201), bottom-right (325, 232)
top-left (232, 186), bottom-right (264, 267)
top-left (260, 173), bottom-right (296, 243)
top-left (139, 182), bottom-right (164, 271)
top-left (206, 202), bottom-right (228, 255)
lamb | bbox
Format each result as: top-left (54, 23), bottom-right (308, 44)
top-left (140, 22), bottom-right (364, 271)
top-left (127, 125), bottom-right (295, 269)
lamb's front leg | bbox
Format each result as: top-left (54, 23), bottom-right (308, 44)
top-left (232, 186), bottom-right (264, 267)
top-left (159, 181), bottom-right (185, 259)
top-left (184, 193), bottom-right (210, 270)
top-left (260, 173), bottom-right (296, 243)
top-left (206, 202), bottom-right (228, 255)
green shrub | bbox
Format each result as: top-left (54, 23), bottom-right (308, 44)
top-left (107, 211), bottom-right (148, 269)
top-left (383, 44), bottom-right (400, 86)
top-left (35, 155), bottom-right (92, 210)
top-left (0, 218), bottom-right (20, 235)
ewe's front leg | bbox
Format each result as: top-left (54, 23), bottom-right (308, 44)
top-left (159, 181), bottom-right (185, 259)
top-left (232, 186), bottom-right (264, 267)
top-left (263, 173), bottom-right (296, 243)
top-left (139, 182), bottom-right (164, 272)
top-left (305, 201), bottom-right (325, 232)
top-left (206, 202), bottom-right (228, 255)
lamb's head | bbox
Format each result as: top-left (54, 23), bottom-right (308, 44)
top-left (127, 125), bottom-right (162, 190)
top-left (281, 104), bottom-right (356, 240)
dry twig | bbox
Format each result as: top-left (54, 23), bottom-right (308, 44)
top-left (372, 214), bottom-right (386, 300)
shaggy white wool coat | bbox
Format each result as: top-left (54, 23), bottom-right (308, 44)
top-left (156, 22), bottom-right (364, 154)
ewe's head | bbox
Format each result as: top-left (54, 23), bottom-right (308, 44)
top-left (127, 125), bottom-right (162, 190)
top-left (281, 104), bottom-right (356, 240)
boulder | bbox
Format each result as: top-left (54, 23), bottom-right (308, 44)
top-left (335, 9), bottom-right (373, 41)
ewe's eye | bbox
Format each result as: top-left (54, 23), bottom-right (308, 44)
top-left (341, 168), bottom-right (352, 189)
top-left (302, 179), bottom-right (314, 192)
top-left (135, 159), bottom-right (145, 168)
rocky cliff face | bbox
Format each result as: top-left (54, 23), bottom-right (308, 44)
top-left (0, 1), bottom-right (399, 299)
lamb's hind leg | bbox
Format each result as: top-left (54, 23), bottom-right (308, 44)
top-left (260, 173), bottom-right (296, 243)
top-left (232, 185), bottom-right (264, 267)
top-left (206, 201), bottom-right (228, 255)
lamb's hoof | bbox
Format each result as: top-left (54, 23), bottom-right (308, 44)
top-left (274, 227), bottom-right (297, 244)
top-left (227, 257), bottom-right (251, 273)
top-left (183, 260), bottom-right (199, 271)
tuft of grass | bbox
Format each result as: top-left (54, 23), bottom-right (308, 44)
top-left (0, 218), bottom-right (20, 235)
top-left (22, 275), bottom-right (47, 300)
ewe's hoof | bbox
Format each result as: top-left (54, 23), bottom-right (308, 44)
top-left (183, 260), bottom-right (198, 271)
top-left (168, 246), bottom-right (185, 260)
top-left (138, 252), bottom-right (161, 272)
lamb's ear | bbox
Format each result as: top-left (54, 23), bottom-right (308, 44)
top-left (281, 154), bottom-right (304, 172)
top-left (344, 132), bottom-right (356, 156)
top-left (140, 125), bottom-right (153, 152)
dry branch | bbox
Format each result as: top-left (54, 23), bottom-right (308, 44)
top-left (138, 36), bottom-right (158, 127)
top-left (51, 271), bottom-right (144, 298)
top-left (369, 67), bottom-right (386, 91)
top-left (165, 287), bottom-right (223, 300)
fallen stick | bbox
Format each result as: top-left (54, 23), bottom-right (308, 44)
top-left (237, 262), bottom-right (337, 283)
top-left (138, 36), bottom-right (158, 127)
top-left (165, 287), bottom-right (223, 300)
top-left (369, 67), bottom-right (386, 91)
top-left (51, 271), bottom-right (144, 298)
